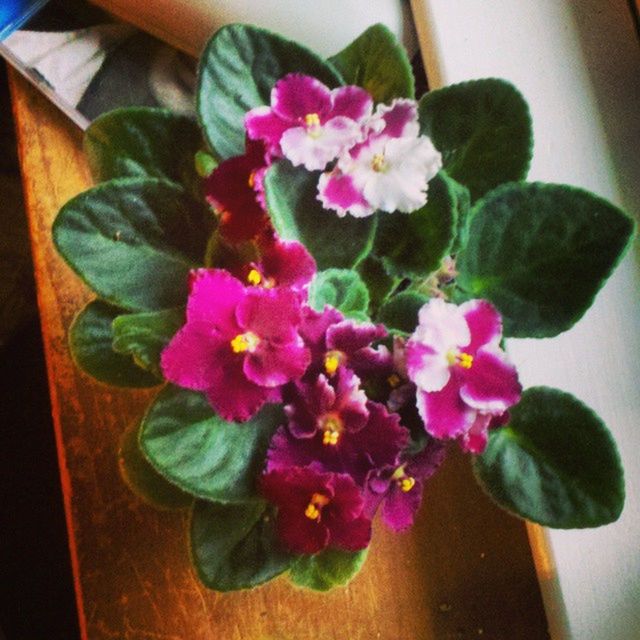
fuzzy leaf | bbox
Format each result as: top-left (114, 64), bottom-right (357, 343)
top-left (377, 291), bottom-right (428, 335)
top-left (112, 308), bottom-right (184, 378)
top-left (357, 255), bottom-right (397, 313)
top-left (53, 178), bottom-right (212, 311)
top-left (264, 160), bottom-right (376, 270)
top-left (84, 107), bottom-right (203, 189)
top-left (418, 79), bottom-right (533, 200)
top-left (448, 175), bottom-right (472, 253)
top-left (118, 421), bottom-right (192, 510)
top-left (328, 23), bottom-right (414, 102)
top-left (375, 172), bottom-right (457, 278)
top-left (456, 182), bottom-right (635, 337)
top-left (289, 548), bottom-right (368, 591)
top-left (473, 387), bottom-right (625, 528)
top-left (140, 386), bottom-right (283, 502)
top-left (309, 269), bottom-right (370, 320)
top-left (69, 300), bottom-right (160, 387)
top-left (198, 23), bottom-right (343, 159)
top-left (191, 500), bottom-right (292, 591)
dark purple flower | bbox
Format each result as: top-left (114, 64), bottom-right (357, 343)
top-left (204, 139), bottom-right (270, 243)
top-left (241, 237), bottom-right (316, 292)
top-left (161, 269), bottom-right (310, 422)
top-left (363, 438), bottom-right (446, 532)
top-left (261, 466), bottom-right (371, 555)
top-left (267, 401), bottom-right (409, 487)
top-left (284, 368), bottom-right (368, 438)
top-left (299, 306), bottom-right (391, 381)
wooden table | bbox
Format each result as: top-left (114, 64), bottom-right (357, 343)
top-left (10, 68), bottom-right (549, 640)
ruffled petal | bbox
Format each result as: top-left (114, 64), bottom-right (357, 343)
top-left (317, 170), bottom-right (373, 218)
top-left (373, 98), bottom-right (420, 138)
top-left (161, 322), bottom-right (225, 391)
top-left (460, 299), bottom-right (503, 353)
top-left (259, 239), bottom-right (316, 290)
top-left (330, 85), bottom-right (373, 122)
top-left (459, 413), bottom-right (493, 454)
top-left (186, 269), bottom-right (245, 332)
top-left (244, 106), bottom-right (289, 154)
top-left (381, 481), bottom-right (423, 532)
top-left (326, 320), bottom-right (387, 354)
top-left (271, 73), bottom-right (332, 121)
top-left (459, 347), bottom-right (521, 413)
top-left (244, 336), bottom-right (310, 387)
top-left (406, 340), bottom-right (450, 392)
top-left (237, 287), bottom-right (302, 342)
top-left (416, 379), bottom-right (476, 440)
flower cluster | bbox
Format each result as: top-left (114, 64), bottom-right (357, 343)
top-left (205, 73), bottom-right (442, 229)
top-left (159, 69), bottom-right (524, 558)
top-left (162, 237), bottom-right (520, 556)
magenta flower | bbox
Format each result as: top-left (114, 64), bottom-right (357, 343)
top-left (245, 74), bottom-right (373, 170)
top-left (318, 99), bottom-right (442, 217)
top-left (363, 438), bottom-right (446, 532)
top-left (267, 401), bottom-right (409, 487)
top-left (284, 368), bottom-right (368, 439)
top-left (204, 139), bottom-right (269, 243)
top-left (261, 466), bottom-right (371, 555)
top-left (299, 306), bottom-right (391, 381)
top-left (405, 298), bottom-right (521, 453)
top-left (160, 269), bottom-right (310, 422)
top-left (242, 237), bottom-right (316, 292)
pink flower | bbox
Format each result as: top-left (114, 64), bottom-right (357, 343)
top-left (245, 74), bottom-right (373, 171)
top-left (160, 269), bottom-right (310, 422)
top-left (318, 99), bottom-right (442, 217)
top-left (405, 298), bottom-right (521, 453)
top-left (261, 466), bottom-right (371, 555)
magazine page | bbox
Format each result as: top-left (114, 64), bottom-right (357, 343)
top-left (0, 0), bottom-right (195, 129)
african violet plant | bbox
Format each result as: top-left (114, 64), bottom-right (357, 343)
top-left (53, 23), bottom-right (634, 592)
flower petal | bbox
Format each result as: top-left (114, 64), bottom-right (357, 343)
top-left (244, 106), bottom-right (289, 154)
top-left (406, 340), bottom-right (450, 392)
top-left (460, 299), bottom-right (503, 353)
top-left (317, 170), bottom-right (373, 218)
top-left (459, 347), bottom-right (521, 413)
top-left (373, 98), bottom-right (419, 138)
top-left (186, 269), bottom-right (245, 332)
top-left (259, 239), bottom-right (316, 290)
top-left (331, 85), bottom-right (373, 122)
top-left (237, 287), bottom-right (302, 342)
top-left (244, 337), bottom-right (310, 387)
top-left (381, 481), bottom-right (423, 532)
top-left (416, 379), bottom-right (476, 440)
top-left (271, 73), bottom-right (332, 121)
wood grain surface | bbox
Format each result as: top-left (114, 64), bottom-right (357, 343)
top-left (9, 69), bottom-right (549, 640)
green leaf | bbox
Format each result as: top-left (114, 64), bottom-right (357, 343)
top-left (374, 172), bottom-right (457, 278)
top-left (140, 386), bottom-right (283, 502)
top-left (198, 23), bottom-right (343, 159)
top-left (264, 160), bottom-right (377, 270)
top-left (357, 255), bottom-right (398, 313)
top-left (328, 23), bottom-right (414, 102)
top-left (308, 269), bottom-right (370, 320)
top-left (473, 387), bottom-right (625, 528)
top-left (289, 548), bottom-right (368, 591)
top-left (84, 108), bottom-right (203, 190)
top-left (418, 79), bottom-right (533, 200)
top-left (448, 175), bottom-right (472, 254)
top-left (191, 499), bottom-right (292, 591)
top-left (53, 178), bottom-right (212, 311)
top-left (118, 420), bottom-right (192, 510)
top-left (377, 291), bottom-right (428, 334)
top-left (456, 182), bottom-right (635, 337)
top-left (112, 308), bottom-right (184, 378)
top-left (69, 300), bottom-right (160, 387)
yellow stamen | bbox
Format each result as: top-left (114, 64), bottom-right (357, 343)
top-left (248, 171), bottom-right (256, 189)
top-left (230, 331), bottom-right (260, 353)
top-left (305, 493), bottom-right (330, 521)
top-left (324, 350), bottom-right (343, 376)
top-left (458, 352), bottom-right (473, 369)
top-left (321, 413), bottom-right (343, 446)
top-left (247, 268), bottom-right (262, 286)
top-left (400, 476), bottom-right (416, 492)
top-left (388, 373), bottom-right (401, 388)
top-left (372, 153), bottom-right (387, 172)
top-left (305, 112), bottom-right (321, 128)
top-left (446, 350), bottom-right (474, 369)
